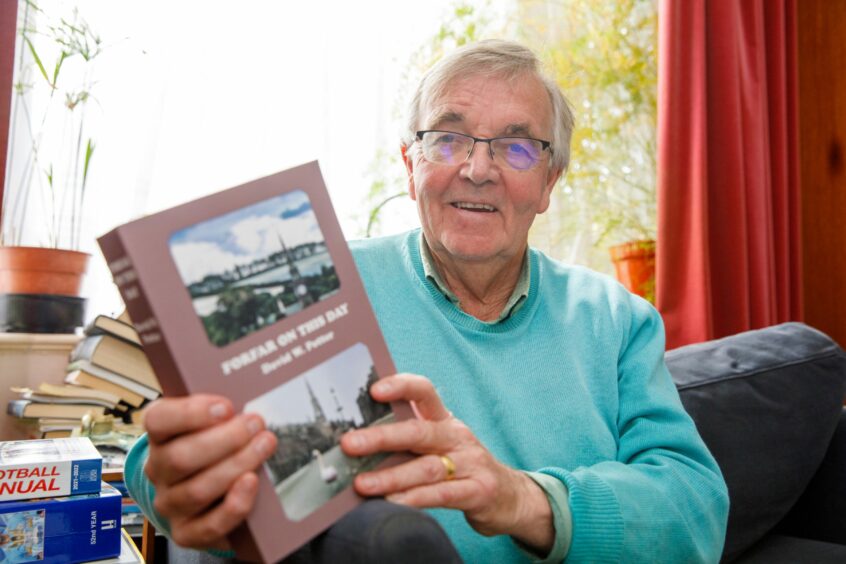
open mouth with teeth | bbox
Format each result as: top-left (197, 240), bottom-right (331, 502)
top-left (452, 202), bottom-right (497, 213)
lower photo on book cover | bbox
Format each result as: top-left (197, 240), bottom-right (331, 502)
top-left (169, 189), bottom-right (340, 348)
top-left (245, 343), bottom-right (392, 521)
top-left (0, 509), bottom-right (46, 562)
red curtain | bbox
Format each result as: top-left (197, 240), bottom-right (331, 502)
top-left (656, 0), bottom-right (802, 350)
top-left (1, 0), bottom-right (19, 225)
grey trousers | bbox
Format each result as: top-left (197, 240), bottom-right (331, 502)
top-left (168, 500), bottom-right (463, 563)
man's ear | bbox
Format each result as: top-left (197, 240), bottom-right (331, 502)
top-left (534, 165), bottom-right (562, 214)
top-left (401, 144), bottom-right (417, 201)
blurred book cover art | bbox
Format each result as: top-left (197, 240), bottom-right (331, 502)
top-left (0, 483), bottom-right (122, 563)
top-left (0, 509), bottom-right (45, 562)
top-left (98, 162), bottom-right (411, 563)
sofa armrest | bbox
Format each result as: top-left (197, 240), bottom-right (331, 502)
top-left (777, 407), bottom-right (846, 544)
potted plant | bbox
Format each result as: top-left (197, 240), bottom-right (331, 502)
top-left (521, 0), bottom-right (658, 301)
top-left (0, 2), bottom-right (102, 332)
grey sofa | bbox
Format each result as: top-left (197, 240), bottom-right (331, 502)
top-left (668, 322), bottom-right (846, 563)
top-left (169, 322), bottom-right (846, 563)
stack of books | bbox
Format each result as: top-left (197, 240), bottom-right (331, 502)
top-left (6, 311), bottom-right (161, 439)
top-left (0, 437), bottom-right (123, 562)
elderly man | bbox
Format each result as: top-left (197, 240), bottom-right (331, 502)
top-left (126, 40), bottom-right (729, 562)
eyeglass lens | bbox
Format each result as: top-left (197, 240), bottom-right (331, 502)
top-left (421, 132), bottom-right (543, 171)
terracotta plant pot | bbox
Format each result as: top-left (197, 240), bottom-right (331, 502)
top-left (609, 239), bottom-right (655, 303)
top-left (0, 246), bottom-right (90, 296)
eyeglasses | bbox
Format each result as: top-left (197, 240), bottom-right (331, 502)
top-left (415, 130), bottom-right (552, 171)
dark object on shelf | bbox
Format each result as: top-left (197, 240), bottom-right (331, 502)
top-left (0, 292), bottom-right (87, 333)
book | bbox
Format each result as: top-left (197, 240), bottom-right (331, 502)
top-left (7, 399), bottom-right (106, 420)
top-left (0, 482), bottom-right (121, 563)
top-left (98, 161), bottom-right (412, 563)
top-left (65, 369), bottom-right (145, 408)
top-left (84, 314), bottom-right (142, 347)
top-left (42, 430), bottom-right (73, 439)
top-left (11, 387), bottom-right (123, 411)
top-left (66, 360), bottom-right (158, 402)
top-left (87, 528), bottom-right (143, 564)
top-left (0, 437), bottom-right (102, 501)
top-left (11, 419), bottom-right (81, 441)
top-left (32, 382), bottom-right (122, 407)
top-left (70, 334), bottom-right (161, 394)
top-left (35, 419), bottom-right (83, 433)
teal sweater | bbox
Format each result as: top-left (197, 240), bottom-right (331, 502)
top-left (125, 230), bottom-right (729, 563)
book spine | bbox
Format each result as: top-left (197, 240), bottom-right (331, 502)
top-left (0, 485), bottom-right (122, 562)
top-left (98, 229), bottom-right (188, 397)
top-left (6, 399), bottom-right (27, 418)
top-left (71, 457), bottom-right (102, 495)
top-left (0, 457), bottom-right (101, 502)
top-left (69, 334), bottom-right (100, 365)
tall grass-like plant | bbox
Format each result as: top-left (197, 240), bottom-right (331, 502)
top-left (518, 0), bottom-right (657, 273)
top-left (1, 0), bottom-right (103, 250)
top-left (359, 3), bottom-right (493, 238)
top-left (361, 0), bottom-right (657, 275)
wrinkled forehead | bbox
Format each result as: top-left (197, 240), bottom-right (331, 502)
top-left (419, 71), bottom-right (554, 137)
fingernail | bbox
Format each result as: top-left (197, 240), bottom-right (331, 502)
top-left (235, 474), bottom-right (255, 494)
top-left (254, 435), bottom-right (273, 455)
top-left (373, 381), bottom-right (391, 394)
top-left (359, 475), bottom-right (378, 490)
top-left (209, 402), bottom-right (228, 420)
top-left (347, 434), bottom-right (365, 450)
top-left (386, 493), bottom-right (405, 504)
top-left (246, 417), bottom-right (262, 436)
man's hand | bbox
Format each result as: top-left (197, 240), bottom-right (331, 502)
top-left (341, 374), bottom-right (554, 553)
top-left (143, 394), bottom-right (277, 550)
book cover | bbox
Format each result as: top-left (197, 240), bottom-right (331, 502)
top-left (84, 315), bottom-right (142, 347)
top-left (86, 529), bottom-right (143, 564)
top-left (32, 383), bottom-right (122, 408)
top-left (65, 360), bottom-right (159, 402)
top-left (0, 438), bottom-right (102, 502)
top-left (98, 161), bottom-right (412, 563)
top-left (69, 335), bottom-right (161, 393)
top-left (7, 400), bottom-right (107, 421)
top-left (0, 482), bottom-right (122, 563)
top-left (12, 387), bottom-right (122, 410)
top-left (64, 370), bottom-right (145, 408)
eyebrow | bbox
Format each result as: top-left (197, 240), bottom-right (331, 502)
top-left (427, 110), bottom-right (464, 129)
top-left (426, 112), bottom-right (537, 138)
top-left (503, 123), bottom-right (533, 137)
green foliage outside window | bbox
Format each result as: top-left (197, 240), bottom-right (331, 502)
top-left (361, 0), bottom-right (658, 274)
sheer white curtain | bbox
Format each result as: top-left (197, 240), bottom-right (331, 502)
top-left (21, 0), bottom-right (490, 318)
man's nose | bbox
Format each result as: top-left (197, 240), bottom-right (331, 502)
top-left (460, 140), bottom-right (497, 185)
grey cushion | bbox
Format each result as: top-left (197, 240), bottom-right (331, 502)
top-left (666, 322), bottom-right (846, 563)
top-left (732, 534), bottom-right (846, 564)
top-left (777, 408), bottom-right (846, 545)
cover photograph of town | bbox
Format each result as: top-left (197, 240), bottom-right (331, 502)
top-left (244, 343), bottom-right (393, 521)
top-left (168, 190), bottom-right (340, 347)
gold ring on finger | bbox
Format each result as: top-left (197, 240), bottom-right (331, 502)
top-left (439, 455), bottom-right (456, 481)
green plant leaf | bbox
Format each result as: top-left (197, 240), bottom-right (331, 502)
top-left (24, 36), bottom-right (51, 88)
top-left (52, 51), bottom-right (68, 87)
top-left (82, 138), bottom-right (95, 187)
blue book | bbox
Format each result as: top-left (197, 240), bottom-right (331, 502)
top-left (0, 482), bottom-right (121, 563)
top-left (0, 438), bottom-right (102, 502)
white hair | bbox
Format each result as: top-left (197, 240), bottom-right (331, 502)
top-left (403, 39), bottom-right (575, 172)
